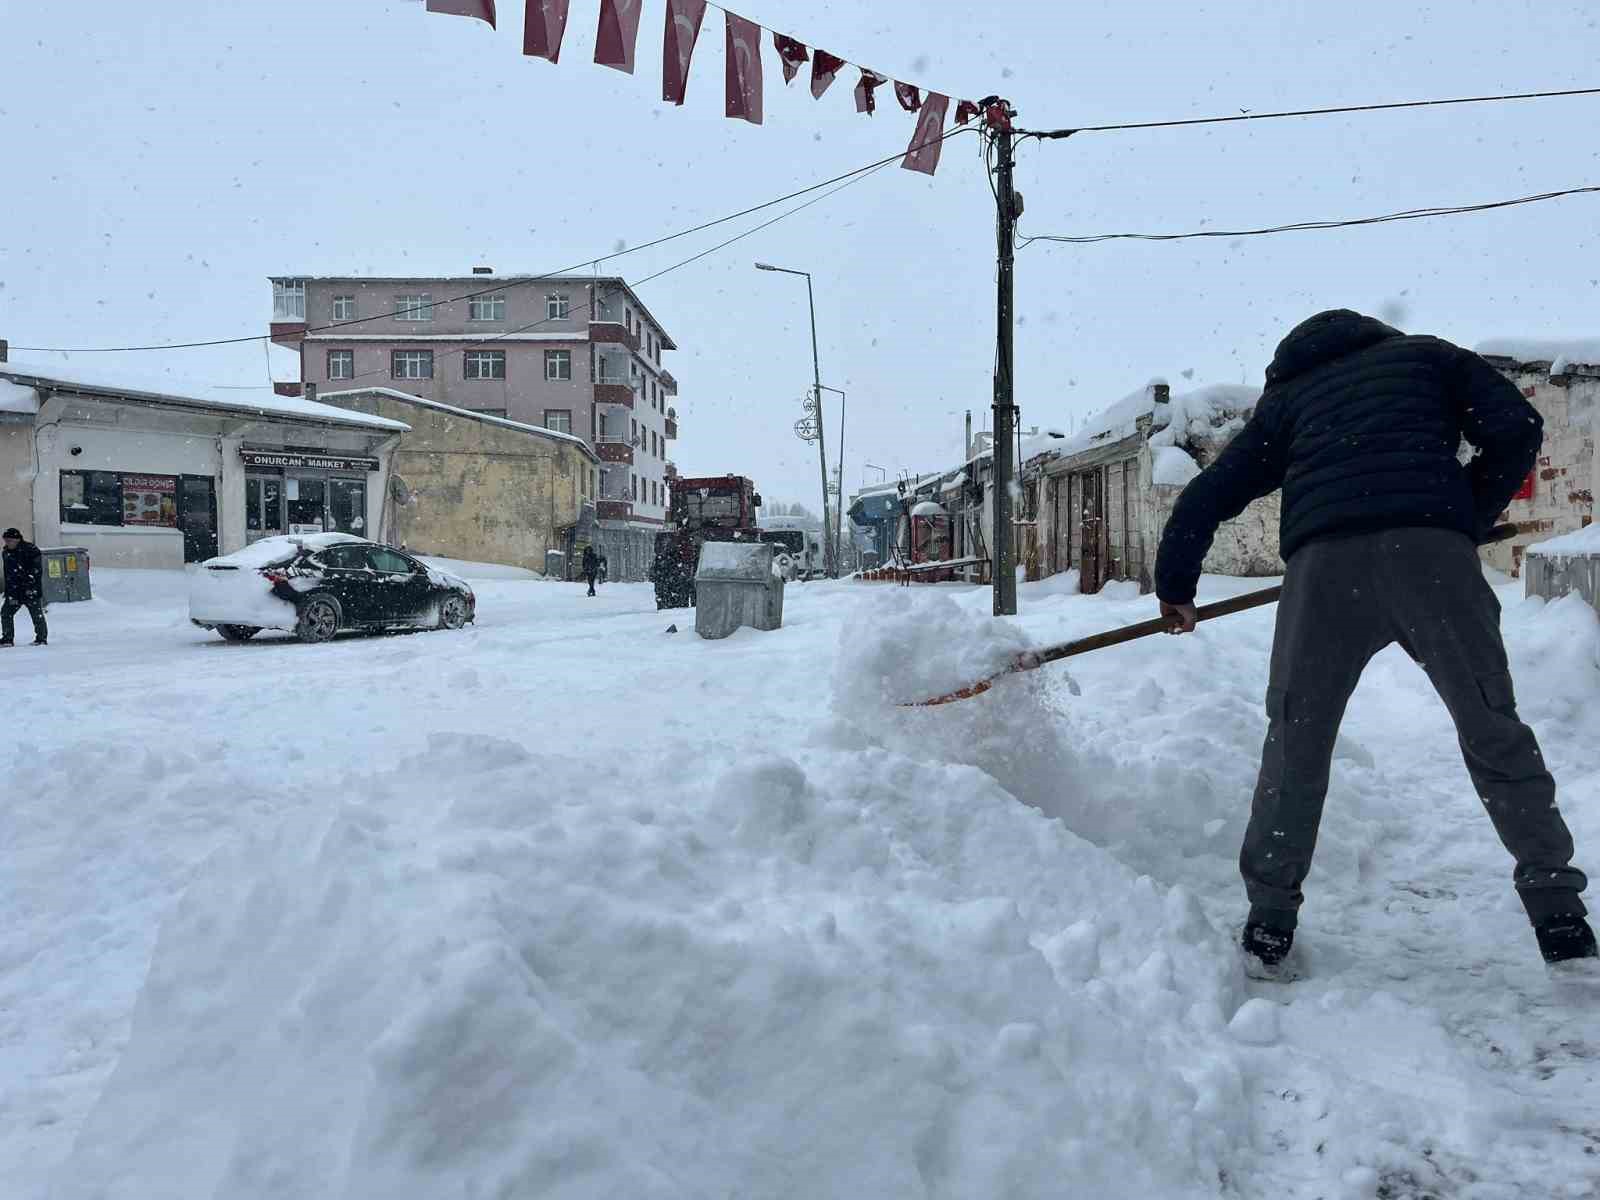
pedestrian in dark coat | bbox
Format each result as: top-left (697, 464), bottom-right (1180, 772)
top-left (1154, 310), bottom-right (1593, 971)
top-left (1, 527), bottom-right (48, 646)
top-left (581, 544), bottom-right (599, 597)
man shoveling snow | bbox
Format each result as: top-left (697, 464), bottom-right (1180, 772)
top-left (1154, 309), bottom-right (1595, 976)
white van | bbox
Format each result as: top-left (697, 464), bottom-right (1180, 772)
top-left (758, 528), bottom-right (823, 581)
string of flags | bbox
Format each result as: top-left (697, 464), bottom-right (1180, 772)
top-left (423, 0), bottom-right (981, 175)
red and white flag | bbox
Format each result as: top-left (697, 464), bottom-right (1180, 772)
top-left (810, 49), bottom-right (845, 99)
top-left (901, 92), bottom-right (950, 175)
top-left (523, 0), bottom-right (570, 61)
top-left (595, 0), bottom-right (643, 74)
top-left (954, 98), bottom-right (981, 125)
top-left (426, 0), bottom-right (495, 26)
top-left (773, 34), bottom-right (809, 84)
top-left (725, 12), bottom-right (763, 124)
top-left (662, 0), bottom-right (706, 104)
top-left (894, 81), bottom-right (921, 112)
top-left (854, 70), bottom-right (887, 114)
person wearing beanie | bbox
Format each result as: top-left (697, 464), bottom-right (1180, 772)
top-left (1, 527), bottom-right (47, 647)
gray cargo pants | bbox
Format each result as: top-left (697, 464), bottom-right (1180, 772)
top-left (1244, 527), bottom-right (1587, 929)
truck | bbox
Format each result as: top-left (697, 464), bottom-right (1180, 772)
top-left (651, 475), bottom-right (763, 609)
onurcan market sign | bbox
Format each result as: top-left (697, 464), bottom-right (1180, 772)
top-left (240, 449), bottom-right (381, 473)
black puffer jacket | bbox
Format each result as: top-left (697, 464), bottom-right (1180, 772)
top-left (3, 538), bottom-right (44, 602)
top-left (1155, 310), bottom-right (1541, 604)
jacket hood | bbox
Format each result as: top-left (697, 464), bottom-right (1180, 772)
top-left (1265, 309), bottom-right (1403, 386)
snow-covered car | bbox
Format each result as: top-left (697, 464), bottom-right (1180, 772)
top-left (759, 528), bottom-right (822, 581)
top-left (189, 533), bottom-right (475, 643)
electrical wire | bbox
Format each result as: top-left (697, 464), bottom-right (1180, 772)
top-left (1020, 84), bottom-right (1600, 139)
top-left (1018, 184), bottom-right (1600, 246)
top-left (10, 127), bottom-right (974, 355)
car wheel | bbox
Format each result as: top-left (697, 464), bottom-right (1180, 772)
top-left (437, 593), bottom-right (469, 630)
top-left (216, 624), bottom-right (260, 643)
top-left (295, 595), bottom-right (341, 644)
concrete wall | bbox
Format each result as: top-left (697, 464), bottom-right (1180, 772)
top-left (0, 419), bottom-right (35, 540)
top-left (329, 390), bottom-right (596, 572)
top-left (1143, 434), bottom-right (1284, 580)
top-left (1478, 361), bottom-right (1598, 577)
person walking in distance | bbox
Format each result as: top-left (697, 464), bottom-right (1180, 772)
top-left (1154, 310), bottom-right (1593, 972)
top-left (1, 527), bottom-right (48, 647)
top-left (581, 543), bottom-right (600, 598)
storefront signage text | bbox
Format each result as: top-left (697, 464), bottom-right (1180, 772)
top-left (240, 450), bottom-right (380, 473)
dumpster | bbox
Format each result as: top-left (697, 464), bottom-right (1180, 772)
top-left (693, 541), bottom-right (783, 640)
top-left (39, 546), bottom-right (92, 604)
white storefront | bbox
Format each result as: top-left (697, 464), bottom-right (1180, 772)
top-left (0, 364), bottom-right (407, 569)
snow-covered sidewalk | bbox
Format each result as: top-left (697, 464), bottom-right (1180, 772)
top-left (5, 567), bottom-right (1599, 1197)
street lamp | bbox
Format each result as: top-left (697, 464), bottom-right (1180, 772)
top-left (755, 261), bottom-right (836, 578)
top-left (816, 384), bottom-right (847, 578)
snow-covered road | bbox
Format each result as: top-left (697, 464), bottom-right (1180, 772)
top-left (6, 567), bottom-right (1600, 1198)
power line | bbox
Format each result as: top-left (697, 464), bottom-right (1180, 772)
top-left (10, 127), bottom-right (974, 355)
top-left (1020, 84), bottom-right (1600, 138)
top-left (1018, 184), bottom-right (1600, 246)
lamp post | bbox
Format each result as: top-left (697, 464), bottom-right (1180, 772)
top-left (756, 261), bottom-right (835, 578)
top-left (816, 384), bottom-right (847, 578)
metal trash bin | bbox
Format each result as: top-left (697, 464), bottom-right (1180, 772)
top-left (38, 546), bottom-right (92, 603)
top-left (544, 549), bottom-right (567, 580)
top-left (694, 541), bottom-right (783, 640)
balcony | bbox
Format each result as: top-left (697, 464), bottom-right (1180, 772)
top-left (596, 499), bottom-right (634, 521)
top-left (590, 321), bottom-right (641, 352)
top-left (595, 437), bottom-right (634, 465)
top-left (270, 321), bottom-right (307, 348)
top-left (660, 370), bottom-right (678, 394)
top-left (593, 382), bottom-right (634, 409)
top-left (664, 415), bottom-right (678, 440)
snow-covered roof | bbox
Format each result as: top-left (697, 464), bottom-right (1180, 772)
top-left (1525, 524), bottom-right (1600, 560)
top-left (317, 387), bottom-right (597, 459)
top-left (0, 359), bottom-right (408, 432)
top-left (300, 332), bottom-right (580, 343)
top-left (0, 378), bottom-right (40, 415)
top-left (1476, 338), bottom-right (1600, 373)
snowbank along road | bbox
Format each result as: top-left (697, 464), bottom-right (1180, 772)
top-left (5, 566), bottom-right (1599, 1198)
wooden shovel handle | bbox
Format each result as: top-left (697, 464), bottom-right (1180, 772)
top-left (1028, 585), bottom-right (1283, 669)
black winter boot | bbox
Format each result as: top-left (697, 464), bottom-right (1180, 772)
top-left (1242, 922), bottom-right (1294, 967)
top-left (1535, 915), bottom-right (1599, 964)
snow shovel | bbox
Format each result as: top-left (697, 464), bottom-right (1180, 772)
top-left (906, 523), bottom-right (1522, 707)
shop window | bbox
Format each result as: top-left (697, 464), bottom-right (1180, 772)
top-left (59, 470), bottom-right (123, 526)
top-left (286, 476), bottom-right (327, 533)
top-left (469, 295), bottom-right (506, 322)
top-left (121, 474), bottom-right (179, 526)
top-left (464, 350), bottom-right (506, 380)
top-left (545, 350), bottom-right (572, 381)
top-left (327, 349), bottom-right (354, 380)
top-left (392, 350), bottom-right (434, 380)
top-left (545, 410), bottom-right (572, 434)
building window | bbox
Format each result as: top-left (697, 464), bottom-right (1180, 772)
top-left (545, 410), bottom-right (572, 434)
top-left (546, 293), bottom-right (571, 321)
top-left (464, 350), bottom-right (506, 380)
top-left (631, 418), bottom-right (638, 443)
top-left (469, 294), bottom-right (505, 322)
top-left (631, 475), bottom-right (638, 501)
top-left (652, 480), bottom-right (659, 506)
top-left (332, 295), bottom-right (356, 321)
top-left (395, 293), bottom-right (434, 322)
top-left (545, 349), bottom-right (572, 381)
top-left (327, 349), bottom-right (354, 380)
top-left (272, 279), bottom-right (306, 320)
top-left (392, 349), bottom-right (434, 380)
top-left (60, 471), bottom-right (179, 528)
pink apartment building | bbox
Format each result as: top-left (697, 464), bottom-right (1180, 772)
top-left (269, 271), bottom-right (680, 572)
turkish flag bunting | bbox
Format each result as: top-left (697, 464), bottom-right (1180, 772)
top-left (662, 0), bottom-right (706, 104)
top-left (810, 49), bottom-right (845, 99)
top-left (773, 34), bottom-right (809, 84)
top-left (954, 98), bottom-right (981, 125)
top-left (595, 0), bottom-right (643, 73)
top-left (725, 12), bottom-right (763, 124)
top-left (523, 0), bottom-right (570, 61)
top-left (902, 92), bottom-right (950, 175)
top-left (894, 81), bottom-right (921, 112)
top-left (854, 70), bottom-right (887, 114)
top-left (426, 0), bottom-right (495, 26)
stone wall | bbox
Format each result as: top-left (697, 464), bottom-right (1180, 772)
top-left (330, 391), bottom-right (595, 572)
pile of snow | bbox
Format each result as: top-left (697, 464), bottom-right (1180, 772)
top-left (0, 378), bottom-right (40, 414)
top-left (1150, 384), bottom-right (1262, 449)
top-left (831, 590), bottom-right (1033, 710)
top-left (1477, 336), bottom-right (1600, 373)
top-left (417, 555), bottom-right (543, 581)
top-left (203, 532), bottom-right (366, 569)
top-left (1152, 446), bottom-right (1202, 487)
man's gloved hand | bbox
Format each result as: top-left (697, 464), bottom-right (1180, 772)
top-left (1160, 599), bottom-right (1198, 634)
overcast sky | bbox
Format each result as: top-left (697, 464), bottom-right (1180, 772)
top-left (2, 0), bottom-right (1596, 508)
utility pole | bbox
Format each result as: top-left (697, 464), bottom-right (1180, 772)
top-left (988, 99), bottom-right (1020, 616)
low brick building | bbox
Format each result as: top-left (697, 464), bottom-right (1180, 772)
top-left (320, 387), bottom-right (599, 574)
top-left (1475, 340), bottom-right (1600, 576)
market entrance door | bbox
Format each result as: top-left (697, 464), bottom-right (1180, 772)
top-left (178, 475), bottom-right (218, 563)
